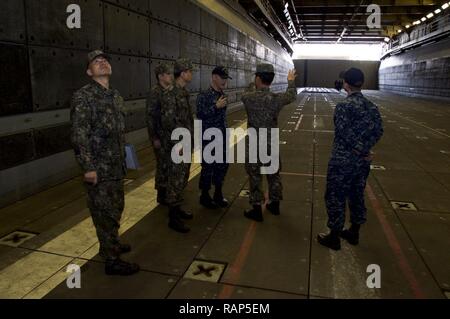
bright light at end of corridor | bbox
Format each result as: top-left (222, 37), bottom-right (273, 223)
top-left (293, 43), bottom-right (383, 61)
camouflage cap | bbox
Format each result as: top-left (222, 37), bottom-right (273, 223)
top-left (256, 63), bottom-right (275, 74)
top-left (154, 63), bottom-right (173, 77)
top-left (87, 50), bottom-right (110, 64)
top-left (174, 58), bottom-right (195, 74)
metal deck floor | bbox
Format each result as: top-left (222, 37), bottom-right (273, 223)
top-left (0, 90), bottom-right (449, 299)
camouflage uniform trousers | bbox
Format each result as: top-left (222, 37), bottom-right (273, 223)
top-left (86, 180), bottom-right (124, 259)
top-left (245, 159), bottom-right (283, 205)
top-left (166, 161), bottom-right (191, 206)
top-left (153, 145), bottom-right (169, 191)
top-left (325, 155), bottom-right (371, 231)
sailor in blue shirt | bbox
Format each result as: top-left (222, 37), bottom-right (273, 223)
top-left (196, 66), bottom-right (232, 209)
top-left (318, 68), bottom-right (384, 251)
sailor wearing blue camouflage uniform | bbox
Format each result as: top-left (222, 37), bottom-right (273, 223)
top-left (318, 67), bottom-right (384, 250)
top-left (196, 66), bottom-right (232, 209)
top-left (71, 50), bottom-right (139, 275)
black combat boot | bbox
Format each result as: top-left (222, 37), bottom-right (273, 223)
top-left (105, 258), bottom-right (140, 276)
top-left (117, 243), bottom-right (131, 254)
top-left (317, 230), bottom-right (341, 251)
top-left (200, 190), bottom-right (219, 209)
top-left (176, 206), bottom-right (193, 220)
top-left (266, 201), bottom-right (280, 215)
top-left (168, 206), bottom-right (190, 233)
top-left (213, 185), bottom-right (229, 208)
top-left (340, 224), bottom-right (360, 245)
top-left (157, 188), bottom-right (167, 205)
top-left (100, 243), bottom-right (132, 259)
top-left (244, 205), bottom-right (263, 222)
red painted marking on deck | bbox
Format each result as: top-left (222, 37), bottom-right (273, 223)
top-left (218, 193), bottom-right (269, 299)
top-left (218, 222), bottom-right (257, 299)
top-left (366, 183), bottom-right (425, 299)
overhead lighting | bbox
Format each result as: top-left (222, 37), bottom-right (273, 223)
top-left (442, 3), bottom-right (449, 10)
top-left (421, 17), bottom-right (427, 22)
top-left (405, 24), bottom-right (410, 29)
top-left (426, 13), bottom-right (434, 19)
top-left (384, 37), bottom-right (390, 42)
top-left (434, 9), bottom-right (442, 14)
top-left (283, 2), bottom-right (299, 40)
top-left (413, 20), bottom-right (421, 25)
top-left (398, 29), bottom-right (402, 33)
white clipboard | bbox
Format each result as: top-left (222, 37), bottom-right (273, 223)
top-left (125, 143), bottom-right (140, 170)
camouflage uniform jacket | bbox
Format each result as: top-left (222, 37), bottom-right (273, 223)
top-left (70, 80), bottom-right (126, 181)
top-left (146, 83), bottom-right (166, 141)
top-left (160, 83), bottom-right (194, 148)
top-left (332, 92), bottom-right (383, 159)
top-left (242, 80), bottom-right (297, 130)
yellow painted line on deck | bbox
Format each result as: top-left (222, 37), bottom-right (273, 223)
top-left (0, 122), bottom-right (247, 299)
top-left (280, 171), bottom-right (326, 178)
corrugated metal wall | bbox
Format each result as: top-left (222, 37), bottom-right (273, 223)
top-left (0, 0), bottom-right (293, 207)
top-left (379, 37), bottom-right (450, 98)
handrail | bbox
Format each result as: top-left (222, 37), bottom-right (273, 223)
top-left (382, 13), bottom-right (450, 59)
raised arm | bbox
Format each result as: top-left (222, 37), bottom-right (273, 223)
top-left (274, 69), bottom-right (298, 110)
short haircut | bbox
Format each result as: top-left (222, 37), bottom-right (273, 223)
top-left (174, 71), bottom-right (182, 79)
top-left (344, 80), bottom-right (363, 90)
top-left (256, 72), bottom-right (275, 85)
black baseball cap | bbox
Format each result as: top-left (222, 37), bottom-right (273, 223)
top-left (212, 66), bottom-right (232, 79)
top-left (344, 68), bottom-right (365, 88)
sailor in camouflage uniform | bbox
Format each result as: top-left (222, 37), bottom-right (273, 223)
top-left (146, 63), bottom-right (174, 205)
top-left (70, 50), bottom-right (139, 275)
top-left (160, 58), bottom-right (195, 233)
top-left (318, 68), bottom-right (384, 250)
top-left (241, 64), bottom-right (297, 222)
top-left (196, 66), bottom-right (232, 209)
